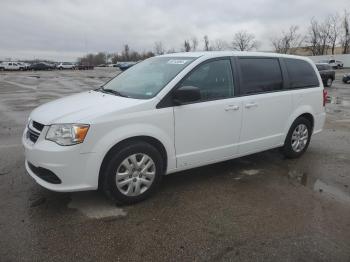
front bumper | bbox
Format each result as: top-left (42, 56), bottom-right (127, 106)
top-left (22, 126), bottom-right (99, 192)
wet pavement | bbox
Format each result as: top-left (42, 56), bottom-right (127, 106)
top-left (0, 68), bottom-right (350, 261)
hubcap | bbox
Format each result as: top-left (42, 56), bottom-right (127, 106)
top-left (327, 78), bottom-right (332, 86)
top-left (291, 124), bottom-right (309, 153)
top-left (115, 153), bottom-right (156, 196)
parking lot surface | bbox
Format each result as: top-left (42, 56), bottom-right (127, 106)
top-left (0, 68), bottom-right (350, 261)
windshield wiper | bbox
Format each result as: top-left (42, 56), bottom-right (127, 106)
top-left (96, 87), bottom-right (129, 98)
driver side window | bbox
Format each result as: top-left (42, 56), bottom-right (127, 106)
top-left (180, 59), bottom-right (234, 101)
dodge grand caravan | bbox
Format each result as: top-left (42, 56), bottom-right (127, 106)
top-left (23, 52), bottom-right (326, 204)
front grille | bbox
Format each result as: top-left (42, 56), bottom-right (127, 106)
top-left (27, 120), bottom-right (44, 144)
top-left (27, 128), bottom-right (40, 143)
top-left (32, 121), bottom-right (44, 131)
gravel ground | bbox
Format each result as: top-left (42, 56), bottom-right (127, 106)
top-left (0, 67), bottom-right (350, 262)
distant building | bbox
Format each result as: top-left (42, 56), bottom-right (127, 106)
top-left (290, 46), bottom-right (345, 56)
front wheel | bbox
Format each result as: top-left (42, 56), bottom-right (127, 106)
top-left (101, 142), bottom-right (163, 204)
top-left (281, 117), bottom-right (312, 159)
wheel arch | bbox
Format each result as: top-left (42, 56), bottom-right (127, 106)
top-left (297, 112), bottom-right (314, 132)
top-left (284, 107), bottom-right (315, 142)
top-left (98, 135), bottom-right (168, 189)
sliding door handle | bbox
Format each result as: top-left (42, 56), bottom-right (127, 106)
top-left (245, 103), bottom-right (258, 109)
top-left (225, 105), bottom-right (240, 111)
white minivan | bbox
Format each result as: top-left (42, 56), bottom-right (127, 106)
top-left (23, 52), bottom-right (326, 204)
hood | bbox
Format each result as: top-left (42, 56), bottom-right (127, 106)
top-left (30, 90), bottom-right (148, 125)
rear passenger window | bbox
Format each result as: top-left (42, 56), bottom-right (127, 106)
top-left (285, 59), bottom-right (319, 89)
top-left (239, 58), bottom-right (283, 95)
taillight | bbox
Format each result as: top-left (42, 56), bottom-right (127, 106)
top-left (323, 89), bottom-right (327, 107)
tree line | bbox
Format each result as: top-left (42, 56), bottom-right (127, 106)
top-left (78, 10), bottom-right (350, 65)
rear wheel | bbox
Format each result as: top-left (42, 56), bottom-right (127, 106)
top-left (101, 142), bottom-right (163, 204)
top-left (325, 78), bottom-right (333, 87)
top-left (282, 117), bottom-right (312, 158)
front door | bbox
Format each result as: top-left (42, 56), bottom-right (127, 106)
top-left (173, 58), bottom-right (243, 169)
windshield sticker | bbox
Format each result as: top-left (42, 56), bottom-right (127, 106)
top-left (167, 59), bottom-right (189, 65)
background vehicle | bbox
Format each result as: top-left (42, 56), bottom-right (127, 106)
top-left (118, 61), bottom-right (137, 71)
top-left (29, 62), bottom-right (53, 71)
top-left (77, 63), bottom-right (94, 70)
top-left (318, 59), bottom-right (344, 69)
top-left (16, 62), bottom-right (30, 70)
top-left (23, 52), bottom-right (325, 204)
top-left (315, 63), bottom-right (335, 87)
top-left (343, 73), bottom-right (350, 84)
top-left (57, 62), bottom-right (75, 70)
top-left (0, 61), bottom-right (20, 70)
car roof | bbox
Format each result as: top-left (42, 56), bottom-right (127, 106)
top-left (159, 51), bottom-right (312, 61)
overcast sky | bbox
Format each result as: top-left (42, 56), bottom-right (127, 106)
top-left (0, 0), bottom-right (348, 61)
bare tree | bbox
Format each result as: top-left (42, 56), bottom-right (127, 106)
top-left (166, 48), bottom-right (176, 54)
top-left (191, 37), bottom-right (198, 51)
top-left (319, 17), bottom-right (332, 55)
top-left (307, 19), bottom-right (321, 55)
top-left (122, 44), bottom-right (130, 60)
top-left (306, 17), bottom-right (332, 55)
top-left (203, 35), bottom-right (210, 51)
top-left (154, 41), bottom-right (165, 55)
top-left (271, 25), bottom-right (304, 54)
top-left (213, 39), bottom-right (228, 51)
top-left (341, 10), bottom-right (350, 54)
top-left (328, 14), bottom-right (340, 55)
top-left (184, 40), bottom-right (191, 52)
top-left (231, 30), bottom-right (258, 51)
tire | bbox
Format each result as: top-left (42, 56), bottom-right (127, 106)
top-left (325, 78), bottom-right (333, 87)
top-left (101, 141), bottom-right (163, 205)
top-left (281, 117), bottom-right (312, 159)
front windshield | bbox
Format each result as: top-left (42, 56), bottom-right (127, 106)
top-left (102, 56), bottom-right (196, 99)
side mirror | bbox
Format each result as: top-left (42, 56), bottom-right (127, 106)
top-left (173, 86), bottom-right (201, 105)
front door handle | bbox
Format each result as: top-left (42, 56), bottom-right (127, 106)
top-left (245, 102), bottom-right (258, 109)
top-left (225, 105), bottom-right (240, 111)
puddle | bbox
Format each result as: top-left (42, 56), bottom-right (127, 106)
top-left (234, 169), bottom-right (261, 180)
top-left (288, 170), bottom-right (308, 186)
top-left (313, 179), bottom-right (350, 204)
top-left (68, 192), bottom-right (127, 219)
top-left (241, 169), bottom-right (260, 176)
top-left (328, 96), bottom-right (350, 106)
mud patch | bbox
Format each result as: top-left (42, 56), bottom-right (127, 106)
top-left (68, 192), bottom-right (127, 219)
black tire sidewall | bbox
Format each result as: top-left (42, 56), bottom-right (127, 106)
top-left (282, 117), bottom-right (312, 158)
top-left (102, 142), bottom-right (163, 204)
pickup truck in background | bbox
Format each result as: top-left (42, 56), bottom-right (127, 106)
top-left (0, 62), bottom-right (21, 71)
top-left (318, 59), bottom-right (344, 69)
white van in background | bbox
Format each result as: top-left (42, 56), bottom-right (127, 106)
top-left (23, 51), bottom-right (326, 204)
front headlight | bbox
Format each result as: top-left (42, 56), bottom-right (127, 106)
top-left (46, 124), bottom-right (89, 146)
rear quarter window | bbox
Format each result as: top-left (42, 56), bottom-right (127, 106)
top-left (284, 58), bottom-right (319, 89)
